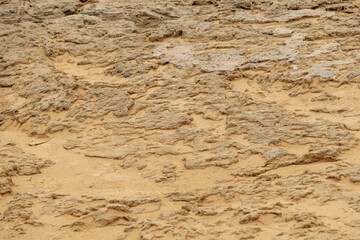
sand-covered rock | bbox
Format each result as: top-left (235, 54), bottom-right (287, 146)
top-left (1, 0), bottom-right (360, 239)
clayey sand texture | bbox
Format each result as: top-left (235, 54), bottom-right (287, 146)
top-left (1, 0), bottom-right (360, 239)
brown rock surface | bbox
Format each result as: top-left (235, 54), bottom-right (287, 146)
top-left (1, 0), bottom-right (360, 239)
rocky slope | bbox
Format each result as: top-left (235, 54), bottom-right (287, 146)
top-left (0, 0), bottom-right (360, 239)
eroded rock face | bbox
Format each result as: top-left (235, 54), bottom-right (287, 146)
top-left (1, 0), bottom-right (360, 239)
top-left (0, 142), bottom-right (53, 195)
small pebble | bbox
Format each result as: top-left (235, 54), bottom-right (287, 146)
top-left (123, 73), bottom-right (132, 78)
top-left (137, 163), bottom-right (147, 170)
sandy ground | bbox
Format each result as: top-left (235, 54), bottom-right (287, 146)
top-left (1, 0), bottom-right (360, 239)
